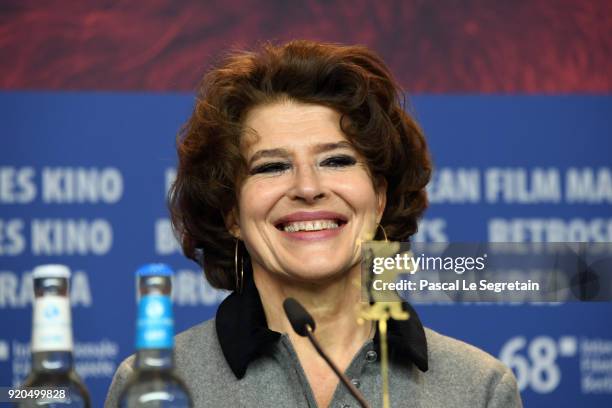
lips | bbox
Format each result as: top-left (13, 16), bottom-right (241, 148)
top-left (274, 211), bottom-right (348, 232)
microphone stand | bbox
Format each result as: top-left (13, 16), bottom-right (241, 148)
top-left (304, 325), bottom-right (371, 408)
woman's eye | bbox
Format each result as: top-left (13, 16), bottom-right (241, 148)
top-left (320, 155), bottom-right (357, 167)
top-left (250, 162), bottom-right (291, 175)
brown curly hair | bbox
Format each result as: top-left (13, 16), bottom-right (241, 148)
top-left (169, 40), bottom-right (432, 290)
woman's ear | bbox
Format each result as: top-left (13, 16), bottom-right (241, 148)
top-left (375, 178), bottom-right (388, 222)
top-left (224, 208), bottom-right (241, 239)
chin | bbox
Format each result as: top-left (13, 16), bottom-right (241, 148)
top-left (282, 259), bottom-right (358, 284)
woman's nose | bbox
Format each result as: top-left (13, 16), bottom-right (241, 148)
top-left (287, 165), bottom-right (326, 203)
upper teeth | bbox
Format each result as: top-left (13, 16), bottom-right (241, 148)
top-left (283, 220), bottom-right (339, 232)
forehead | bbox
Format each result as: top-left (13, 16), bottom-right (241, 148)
top-left (241, 101), bottom-right (348, 155)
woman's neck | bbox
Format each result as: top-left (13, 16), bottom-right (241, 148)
top-left (253, 263), bottom-right (372, 359)
top-left (253, 264), bottom-right (372, 408)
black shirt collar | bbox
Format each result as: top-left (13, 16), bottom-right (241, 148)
top-left (216, 274), bottom-right (428, 379)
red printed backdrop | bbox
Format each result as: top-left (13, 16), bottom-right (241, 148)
top-left (0, 0), bottom-right (610, 92)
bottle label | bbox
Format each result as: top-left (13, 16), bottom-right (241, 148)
top-left (32, 296), bottom-right (73, 352)
top-left (136, 295), bottom-right (174, 349)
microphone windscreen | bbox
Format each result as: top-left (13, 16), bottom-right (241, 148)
top-left (283, 298), bottom-right (315, 337)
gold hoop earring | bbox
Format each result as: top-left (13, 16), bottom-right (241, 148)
top-left (377, 223), bottom-right (388, 242)
top-left (234, 239), bottom-right (244, 293)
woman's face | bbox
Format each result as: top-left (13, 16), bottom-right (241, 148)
top-left (230, 101), bottom-right (386, 283)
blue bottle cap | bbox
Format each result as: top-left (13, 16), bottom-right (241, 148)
top-left (136, 263), bottom-right (174, 277)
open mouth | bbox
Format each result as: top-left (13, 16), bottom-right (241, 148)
top-left (275, 219), bottom-right (348, 233)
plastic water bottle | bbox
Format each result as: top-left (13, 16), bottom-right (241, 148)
top-left (118, 264), bottom-right (192, 407)
top-left (19, 264), bottom-right (91, 407)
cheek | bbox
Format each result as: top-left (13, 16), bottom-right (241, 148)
top-left (238, 179), bottom-right (288, 225)
top-left (331, 173), bottom-right (380, 213)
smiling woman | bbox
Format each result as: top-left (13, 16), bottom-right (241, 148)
top-left (169, 40), bottom-right (431, 292)
top-left (105, 40), bottom-right (522, 408)
top-left (235, 102), bottom-right (385, 284)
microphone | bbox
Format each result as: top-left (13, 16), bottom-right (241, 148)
top-left (283, 297), bottom-right (315, 336)
top-left (283, 298), bottom-right (371, 408)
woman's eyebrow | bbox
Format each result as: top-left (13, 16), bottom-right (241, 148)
top-left (313, 141), bottom-right (354, 153)
top-left (248, 148), bottom-right (290, 165)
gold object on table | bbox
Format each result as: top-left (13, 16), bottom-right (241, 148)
top-left (359, 241), bottom-right (414, 408)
